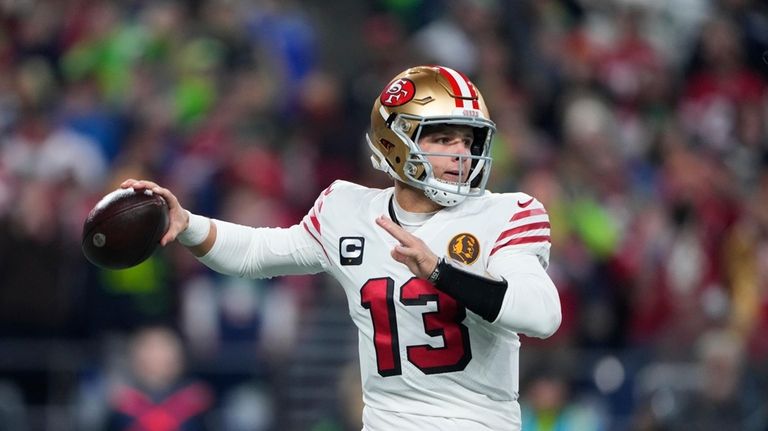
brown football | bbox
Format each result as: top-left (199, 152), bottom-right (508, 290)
top-left (82, 188), bottom-right (170, 270)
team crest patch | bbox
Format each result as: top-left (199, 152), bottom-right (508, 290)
top-left (380, 78), bottom-right (415, 107)
top-left (447, 233), bottom-right (480, 265)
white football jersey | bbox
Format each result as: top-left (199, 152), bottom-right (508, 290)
top-left (300, 180), bottom-right (553, 431)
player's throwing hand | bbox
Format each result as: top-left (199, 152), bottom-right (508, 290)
top-left (121, 178), bottom-right (189, 246)
top-left (376, 215), bottom-right (440, 280)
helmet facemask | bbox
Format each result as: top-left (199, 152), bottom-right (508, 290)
top-left (391, 114), bottom-right (494, 207)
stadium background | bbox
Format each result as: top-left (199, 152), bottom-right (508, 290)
top-left (0, 0), bottom-right (767, 429)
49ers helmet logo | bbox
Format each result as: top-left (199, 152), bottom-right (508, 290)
top-left (448, 233), bottom-right (480, 265)
top-left (380, 78), bottom-right (415, 107)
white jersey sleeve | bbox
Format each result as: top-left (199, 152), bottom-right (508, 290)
top-left (198, 221), bottom-right (327, 278)
top-left (194, 187), bottom-right (344, 278)
top-left (196, 180), bottom-right (358, 279)
top-left (485, 194), bottom-right (561, 338)
top-left (298, 182), bottom-right (337, 264)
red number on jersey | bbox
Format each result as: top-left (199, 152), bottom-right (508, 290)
top-left (361, 277), bottom-right (472, 376)
top-left (360, 278), bottom-right (401, 377)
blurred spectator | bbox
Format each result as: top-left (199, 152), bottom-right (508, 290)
top-left (411, 0), bottom-right (483, 74)
top-left (244, 0), bottom-right (318, 116)
top-left (680, 16), bottom-right (766, 153)
top-left (668, 328), bottom-right (764, 430)
top-left (723, 168), bottom-right (768, 359)
top-left (520, 366), bottom-right (607, 431)
top-left (0, 178), bottom-right (85, 336)
top-left (0, 379), bottom-right (27, 431)
top-left (302, 360), bottom-right (363, 431)
top-left (219, 382), bottom-right (274, 431)
top-left (2, 56), bottom-right (107, 189)
top-left (103, 325), bottom-right (215, 431)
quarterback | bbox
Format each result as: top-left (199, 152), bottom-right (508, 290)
top-left (123, 65), bottom-right (561, 430)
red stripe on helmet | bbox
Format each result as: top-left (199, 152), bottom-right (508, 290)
top-left (437, 66), bottom-right (480, 109)
top-left (454, 69), bottom-right (480, 109)
top-left (436, 66), bottom-right (464, 108)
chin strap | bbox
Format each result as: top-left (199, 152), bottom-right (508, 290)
top-left (423, 178), bottom-right (469, 207)
top-left (423, 187), bottom-right (466, 207)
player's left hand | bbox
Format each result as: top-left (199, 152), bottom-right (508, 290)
top-left (376, 215), bottom-right (439, 279)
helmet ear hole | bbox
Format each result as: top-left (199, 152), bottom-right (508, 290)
top-left (470, 166), bottom-right (485, 188)
top-left (471, 128), bottom-right (488, 156)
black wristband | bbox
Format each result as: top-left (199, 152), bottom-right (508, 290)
top-left (427, 257), bottom-right (443, 283)
top-left (431, 258), bottom-right (508, 322)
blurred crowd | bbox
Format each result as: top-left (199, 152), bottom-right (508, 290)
top-left (0, 0), bottom-right (767, 430)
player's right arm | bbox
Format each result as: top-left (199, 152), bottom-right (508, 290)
top-left (121, 179), bottom-right (327, 278)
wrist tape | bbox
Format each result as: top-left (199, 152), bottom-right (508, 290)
top-left (177, 210), bottom-right (210, 246)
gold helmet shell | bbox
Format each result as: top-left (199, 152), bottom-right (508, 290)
top-left (366, 65), bottom-right (496, 206)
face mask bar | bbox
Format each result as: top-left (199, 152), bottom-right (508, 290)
top-left (391, 114), bottom-right (496, 197)
top-left (404, 150), bottom-right (491, 194)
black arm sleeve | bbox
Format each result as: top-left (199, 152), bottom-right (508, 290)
top-left (432, 258), bottom-right (508, 322)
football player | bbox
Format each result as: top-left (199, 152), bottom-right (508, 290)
top-left (122, 65), bottom-right (561, 430)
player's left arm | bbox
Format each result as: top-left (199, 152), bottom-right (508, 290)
top-left (376, 198), bottom-right (561, 338)
top-left (485, 249), bottom-right (561, 338)
top-left (410, 246), bottom-right (560, 338)
top-left (377, 215), bottom-right (558, 335)
top-left (484, 196), bottom-right (560, 337)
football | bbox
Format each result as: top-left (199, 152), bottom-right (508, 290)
top-left (82, 188), bottom-right (170, 270)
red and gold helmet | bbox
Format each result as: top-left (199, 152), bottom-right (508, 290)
top-left (366, 65), bottom-right (496, 206)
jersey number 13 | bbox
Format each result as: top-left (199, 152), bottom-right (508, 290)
top-left (361, 277), bottom-right (472, 377)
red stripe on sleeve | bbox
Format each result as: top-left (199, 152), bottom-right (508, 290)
top-left (490, 235), bottom-right (551, 256)
top-left (303, 221), bottom-right (331, 262)
top-left (303, 221), bottom-right (320, 242)
top-left (510, 208), bottom-right (547, 221)
top-left (494, 221), bottom-right (551, 243)
top-left (309, 209), bottom-right (321, 234)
